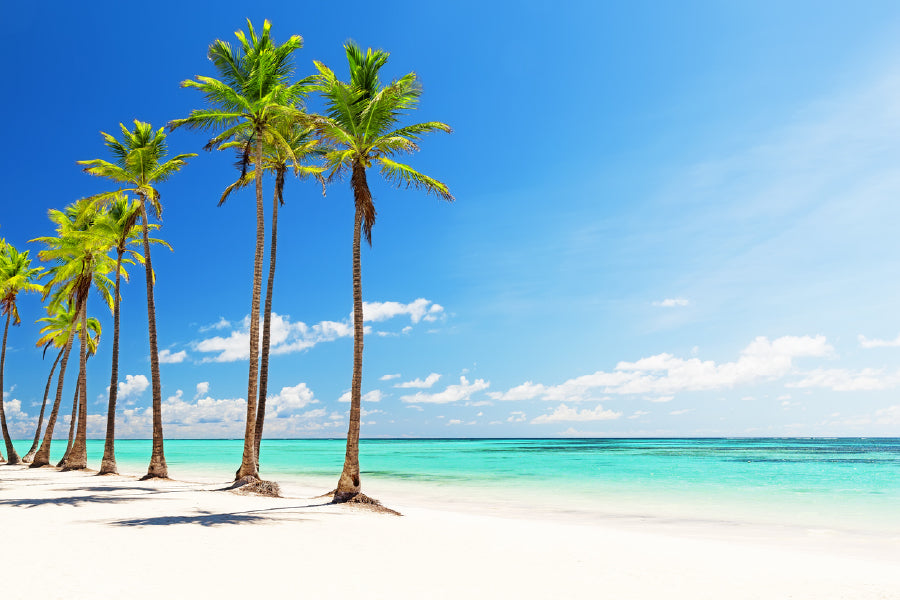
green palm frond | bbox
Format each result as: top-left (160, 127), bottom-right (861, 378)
top-left (376, 156), bottom-right (454, 200)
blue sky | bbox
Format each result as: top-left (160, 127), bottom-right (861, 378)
top-left (3, 1), bottom-right (900, 438)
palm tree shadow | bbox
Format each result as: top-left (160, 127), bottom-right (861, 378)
top-left (110, 508), bottom-right (311, 527)
top-left (0, 495), bottom-right (148, 508)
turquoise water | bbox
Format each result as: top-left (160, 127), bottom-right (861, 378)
top-left (8, 438), bottom-right (900, 529)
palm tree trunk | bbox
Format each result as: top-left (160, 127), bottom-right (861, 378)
top-left (335, 203), bottom-right (365, 501)
top-left (138, 195), bottom-right (168, 480)
top-left (61, 300), bottom-right (89, 470)
top-left (0, 311), bottom-right (23, 464)
top-left (30, 316), bottom-right (78, 468)
top-left (236, 130), bottom-right (265, 481)
top-left (99, 250), bottom-right (124, 475)
top-left (253, 168), bottom-right (284, 467)
top-left (22, 348), bottom-right (64, 463)
top-left (57, 380), bottom-right (79, 467)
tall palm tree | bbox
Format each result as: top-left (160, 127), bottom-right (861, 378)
top-left (94, 195), bottom-right (163, 475)
top-left (57, 317), bottom-right (100, 468)
top-left (78, 122), bottom-right (194, 479)
top-left (0, 240), bottom-right (44, 464)
top-left (28, 301), bottom-right (93, 467)
top-left (30, 199), bottom-right (115, 470)
top-left (170, 19), bottom-right (309, 480)
top-left (220, 121), bottom-right (324, 468)
top-left (23, 303), bottom-right (98, 464)
top-left (314, 43), bottom-right (453, 502)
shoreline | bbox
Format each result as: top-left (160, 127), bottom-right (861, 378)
top-left (2, 464), bottom-right (899, 599)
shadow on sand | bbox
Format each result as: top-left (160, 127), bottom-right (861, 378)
top-left (0, 494), bottom-right (150, 508)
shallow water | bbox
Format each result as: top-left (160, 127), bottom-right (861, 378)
top-left (10, 437), bottom-right (900, 531)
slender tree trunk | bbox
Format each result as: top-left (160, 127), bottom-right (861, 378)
top-left (236, 130), bottom-right (265, 481)
top-left (61, 300), bottom-right (89, 470)
top-left (253, 169), bottom-right (284, 468)
top-left (138, 195), bottom-right (168, 479)
top-left (99, 250), bottom-right (124, 475)
top-left (0, 311), bottom-right (23, 464)
top-left (22, 348), bottom-right (64, 463)
top-left (31, 308), bottom-right (78, 468)
top-left (57, 380), bottom-right (79, 467)
top-left (335, 202), bottom-right (365, 501)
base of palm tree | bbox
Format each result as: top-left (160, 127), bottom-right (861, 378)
top-left (227, 475), bottom-right (281, 497)
top-left (331, 491), bottom-right (401, 515)
top-left (138, 473), bottom-right (170, 481)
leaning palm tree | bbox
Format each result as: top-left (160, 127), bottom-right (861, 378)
top-left (219, 121), bottom-right (324, 468)
top-left (22, 329), bottom-right (66, 463)
top-left (78, 122), bottom-right (194, 479)
top-left (23, 303), bottom-right (97, 463)
top-left (56, 317), bottom-right (101, 468)
top-left (170, 19), bottom-right (309, 480)
top-left (0, 240), bottom-right (44, 464)
top-left (93, 195), bottom-right (164, 475)
top-left (313, 43), bottom-right (453, 502)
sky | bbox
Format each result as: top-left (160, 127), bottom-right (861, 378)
top-left (3, 0), bottom-right (900, 439)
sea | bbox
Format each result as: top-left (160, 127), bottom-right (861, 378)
top-left (8, 437), bottom-right (900, 534)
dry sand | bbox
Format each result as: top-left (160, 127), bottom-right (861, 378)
top-left (1, 465), bottom-right (898, 599)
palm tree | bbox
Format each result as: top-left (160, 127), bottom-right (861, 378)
top-left (23, 303), bottom-right (98, 464)
top-left (30, 199), bottom-right (115, 470)
top-left (28, 301), bottom-right (92, 467)
top-left (94, 195), bottom-right (164, 475)
top-left (219, 121), bottom-right (324, 468)
top-left (170, 19), bottom-right (309, 480)
top-left (57, 317), bottom-right (100, 468)
top-left (22, 341), bottom-right (65, 463)
top-left (78, 122), bottom-right (194, 479)
top-left (313, 43), bottom-right (453, 502)
top-left (0, 240), bottom-right (44, 464)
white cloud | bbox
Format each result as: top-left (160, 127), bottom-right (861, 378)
top-left (400, 376), bottom-right (490, 404)
top-left (195, 300), bottom-right (444, 362)
top-left (158, 349), bottom-right (187, 364)
top-left (117, 374), bottom-right (149, 399)
top-left (628, 410), bottom-right (650, 419)
top-left (491, 335), bottom-right (833, 402)
top-left (488, 381), bottom-right (546, 401)
top-left (199, 317), bottom-right (232, 332)
top-left (787, 368), bottom-right (900, 391)
top-left (268, 383), bottom-right (318, 415)
top-left (361, 298), bottom-right (443, 323)
top-left (531, 404), bottom-right (622, 424)
top-left (338, 390), bottom-right (384, 403)
top-left (670, 409), bottom-right (693, 416)
top-left (195, 382), bottom-right (209, 398)
top-left (858, 333), bottom-right (900, 349)
top-left (380, 374), bottom-right (401, 381)
top-left (395, 373), bottom-right (441, 389)
top-left (447, 419), bottom-right (462, 425)
top-left (653, 298), bottom-right (690, 307)
top-left (650, 395), bottom-right (673, 403)
top-left (507, 411), bottom-right (526, 423)
top-left (875, 405), bottom-right (900, 425)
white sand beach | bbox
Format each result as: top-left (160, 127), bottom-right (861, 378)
top-left (1, 465), bottom-right (898, 599)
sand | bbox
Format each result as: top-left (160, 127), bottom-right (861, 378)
top-left (1, 465), bottom-right (898, 599)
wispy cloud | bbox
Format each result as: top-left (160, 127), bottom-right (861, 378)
top-left (653, 298), bottom-right (689, 307)
top-left (159, 349), bottom-right (187, 364)
top-left (490, 335), bottom-right (832, 402)
top-left (531, 404), bottom-right (622, 424)
top-left (395, 373), bottom-right (441, 389)
top-left (400, 376), bottom-right (489, 404)
top-left (192, 299), bottom-right (445, 363)
top-left (858, 333), bottom-right (900, 349)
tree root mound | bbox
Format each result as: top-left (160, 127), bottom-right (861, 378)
top-left (228, 476), bottom-right (282, 498)
top-left (331, 492), bottom-right (401, 516)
